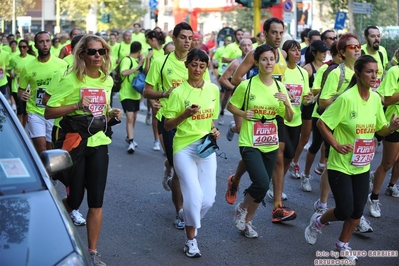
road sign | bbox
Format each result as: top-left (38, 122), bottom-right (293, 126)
top-left (334, 11), bottom-right (346, 30)
top-left (353, 2), bottom-right (372, 15)
top-left (149, 0), bottom-right (158, 9)
top-left (17, 16), bottom-right (31, 27)
top-left (283, 0), bottom-right (293, 12)
top-left (283, 12), bottom-right (293, 23)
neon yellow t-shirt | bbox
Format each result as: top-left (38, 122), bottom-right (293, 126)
top-left (321, 85), bottom-right (386, 175)
top-left (320, 65), bottom-right (354, 100)
top-left (311, 64), bottom-right (329, 119)
top-left (131, 32), bottom-right (149, 51)
top-left (119, 56), bottom-right (141, 101)
top-left (19, 55), bottom-right (68, 116)
top-left (377, 66), bottom-right (399, 131)
top-left (8, 54), bottom-right (35, 93)
top-left (222, 42), bottom-right (241, 61)
top-left (145, 52), bottom-right (210, 119)
top-left (117, 42), bottom-right (131, 60)
top-left (213, 46), bottom-right (228, 76)
top-left (51, 45), bottom-right (62, 57)
top-left (63, 54), bottom-right (74, 69)
top-left (109, 43), bottom-right (120, 59)
top-left (46, 71), bottom-right (113, 147)
top-left (1, 45), bottom-right (11, 53)
top-left (45, 69), bottom-right (65, 128)
top-left (0, 50), bottom-right (10, 87)
top-left (229, 75), bottom-right (290, 153)
top-left (283, 66), bottom-right (310, 127)
top-left (163, 81), bottom-right (220, 153)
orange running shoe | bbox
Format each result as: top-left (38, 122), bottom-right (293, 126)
top-left (225, 175), bottom-right (239, 205)
top-left (272, 204), bottom-right (297, 223)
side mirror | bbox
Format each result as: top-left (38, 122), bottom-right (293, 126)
top-left (40, 149), bottom-right (73, 176)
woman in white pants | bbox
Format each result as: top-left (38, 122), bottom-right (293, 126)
top-left (164, 48), bottom-right (220, 258)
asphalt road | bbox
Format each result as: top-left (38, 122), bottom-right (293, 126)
top-left (55, 95), bottom-right (399, 266)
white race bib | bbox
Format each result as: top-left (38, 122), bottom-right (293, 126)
top-left (350, 138), bottom-right (375, 167)
top-left (252, 121), bottom-right (279, 146)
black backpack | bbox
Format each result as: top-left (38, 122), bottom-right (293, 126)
top-left (111, 56), bottom-right (132, 93)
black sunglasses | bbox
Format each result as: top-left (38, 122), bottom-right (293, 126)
top-left (326, 37), bottom-right (337, 41)
top-left (86, 48), bottom-right (107, 56)
top-left (18, 45), bottom-right (28, 49)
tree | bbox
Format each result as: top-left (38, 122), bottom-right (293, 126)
top-left (0, 0), bottom-right (35, 21)
top-left (60, 0), bottom-right (148, 31)
top-left (220, 6), bottom-right (272, 33)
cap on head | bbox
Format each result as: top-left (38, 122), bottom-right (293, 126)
top-left (310, 40), bottom-right (329, 52)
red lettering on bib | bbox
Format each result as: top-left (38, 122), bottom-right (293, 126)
top-left (81, 88), bottom-right (107, 117)
top-left (371, 78), bottom-right (381, 92)
top-left (286, 84), bottom-right (303, 106)
top-left (253, 121), bottom-right (278, 146)
top-left (351, 138), bottom-right (375, 167)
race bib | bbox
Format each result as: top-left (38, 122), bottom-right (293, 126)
top-left (371, 78), bottom-right (381, 92)
top-left (81, 88), bottom-right (107, 117)
top-left (350, 138), bottom-right (375, 167)
top-left (286, 84), bottom-right (303, 106)
top-left (36, 88), bottom-right (46, 108)
top-left (0, 67), bottom-right (4, 79)
top-left (253, 121), bottom-right (279, 146)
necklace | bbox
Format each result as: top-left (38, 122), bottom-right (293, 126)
top-left (188, 80), bottom-right (204, 88)
top-left (175, 52), bottom-right (187, 61)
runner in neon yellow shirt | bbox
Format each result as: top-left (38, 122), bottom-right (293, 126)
top-left (305, 55), bottom-right (398, 256)
top-left (221, 29), bottom-right (243, 64)
top-left (116, 31), bottom-right (132, 61)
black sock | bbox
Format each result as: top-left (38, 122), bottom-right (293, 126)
top-left (129, 139), bottom-right (133, 144)
top-left (370, 192), bottom-right (379, 200)
top-left (388, 183), bottom-right (394, 187)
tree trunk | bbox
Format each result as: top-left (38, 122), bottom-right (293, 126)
top-left (348, 0), bottom-right (356, 33)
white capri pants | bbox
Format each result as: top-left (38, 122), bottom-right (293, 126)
top-left (173, 139), bottom-right (217, 229)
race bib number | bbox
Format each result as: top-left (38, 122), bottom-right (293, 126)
top-left (253, 121), bottom-right (278, 146)
top-left (81, 88), bottom-right (107, 117)
top-left (36, 88), bottom-right (46, 108)
top-left (350, 138), bottom-right (375, 167)
top-left (371, 78), bottom-right (381, 92)
top-left (286, 84), bottom-right (303, 106)
top-left (0, 67), bottom-right (4, 79)
top-left (272, 74), bottom-right (282, 82)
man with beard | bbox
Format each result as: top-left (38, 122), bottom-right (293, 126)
top-left (18, 31), bottom-right (67, 155)
top-left (361, 26), bottom-right (389, 91)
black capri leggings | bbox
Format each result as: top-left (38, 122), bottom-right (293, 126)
top-left (284, 125), bottom-right (301, 159)
top-left (159, 116), bottom-right (176, 167)
top-left (328, 169), bottom-right (369, 220)
top-left (308, 117), bottom-right (324, 154)
top-left (67, 145), bottom-right (109, 210)
top-left (240, 147), bottom-right (278, 203)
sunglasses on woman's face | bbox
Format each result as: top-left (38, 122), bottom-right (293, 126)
top-left (86, 48), bottom-right (107, 56)
top-left (18, 45), bottom-right (28, 49)
top-left (345, 44), bottom-right (361, 50)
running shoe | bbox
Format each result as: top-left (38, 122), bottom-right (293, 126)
top-left (125, 137), bottom-right (138, 147)
top-left (70, 209), bottom-right (86, 226)
top-left (313, 199), bottom-right (328, 213)
top-left (355, 216), bottom-right (373, 233)
top-left (272, 204), bottom-right (296, 223)
top-left (300, 172), bottom-right (312, 192)
top-left (174, 209), bottom-right (185, 230)
top-left (184, 238), bottom-right (201, 258)
top-left (304, 212), bottom-right (324, 245)
top-left (289, 162), bottom-right (300, 179)
top-left (367, 193), bottom-right (381, 218)
top-left (226, 121), bottom-right (235, 141)
top-left (314, 163), bottom-right (326, 175)
top-left (266, 179), bottom-right (288, 200)
top-left (145, 112), bottom-right (151, 125)
top-left (162, 167), bottom-right (172, 191)
top-left (385, 185), bottom-right (399, 197)
top-left (127, 142), bottom-right (135, 154)
top-left (244, 221), bottom-right (258, 238)
top-left (335, 242), bottom-right (358, 261)
top-left (218, 115), bottom-right (224, 125)
top-left (153, 140), bottom-right (161, 151)
top-left (233, 202), bottom-right (247, 231)
top-left (225, 175), bottom-right (239, 205)
top-left (90, 250), bottom-right (106, 266)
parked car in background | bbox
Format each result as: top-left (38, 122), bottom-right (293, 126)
top-left (0, 93), bottom-right (94, 266)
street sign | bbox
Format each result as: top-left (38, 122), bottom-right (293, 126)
top-left (334, 11), bottom-right (346, 30)
top-left (17, 16), bottom-right (31, 27)
top-left (283, 0), bottom-right (293, 12)
top-left (149, 0), bottom-right (158, 9)
top-left (353, 2), bottom-right (372, 15)
top-left (283, 12), bottom-right (293, 23)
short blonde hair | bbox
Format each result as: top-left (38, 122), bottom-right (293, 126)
top-left (72, 34), bottom-right (111, 82)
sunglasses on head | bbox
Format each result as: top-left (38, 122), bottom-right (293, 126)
top-left (326, 36), bottom-right (337, 41)
top-left (345, 44), bottom-right (361, 50)
top-left (18, 45), bottom-right (28, 49)
top-left (86, 48), bottom-right (106, 56)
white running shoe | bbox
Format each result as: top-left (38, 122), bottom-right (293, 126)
top-left (367, 193), bottom-right (381, 218)
top-left (355, 216), bottom-right (373, 233)
top-left (335, 242), bottom-right (358, 261)
top-left (218, 115), bottom-right (224, 125)
top-left (184, 238), bottom-right (201, 258)
top-left (385, 185), bottom-right (399, 197)
top-left (304, 212), bottom-right (323, 245)
top-left (70, 209), bottom-right (86, 226)
top-left (244, 221), bottom-right (258, 238)
top-left (226, 121), bottom-right (235, 141)
top-left (233, 202), bottom-right (247, 231)
top-left (153, 141), bottom-right (161, 151)
top-left (127, 142), bottom-right (135, 154)
top-left (266, 179), bottom-right (288, 200)
top-left (300, 172), bottom-right (312, 192)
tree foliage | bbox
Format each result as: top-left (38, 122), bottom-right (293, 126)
top-left (60, 0), bottom-right (148, 31)
top-left (0, 0), bottom-right (36, 21)
top-left (220, 7), bottom-right (272, 33)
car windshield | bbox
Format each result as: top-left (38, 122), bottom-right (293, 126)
top-left (0, 101), bottom-right (44, 195)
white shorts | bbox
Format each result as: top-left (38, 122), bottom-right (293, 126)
top-left (26, 113), bottom-right (54, 142)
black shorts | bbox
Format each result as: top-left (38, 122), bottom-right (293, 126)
top-left (160, 116), bottom-right (176, 167)
top-left (277, 115), bottom-right (285, 143)
top-left (218, 75), bottom-right (233, 93)
top-left (12, 92), bottom-right (27, 115)
top-left (121, 99), bottom-right (140, 113)
top-left (301, 103), bottom-right (315, 120)
top-left (384, 131), bottom-right (399, 143)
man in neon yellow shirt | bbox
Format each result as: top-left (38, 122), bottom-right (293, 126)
top-left (144, 22), bottom-right (210, 231)
top-left (117, 31), bottom-right (132, 62)
top-left (18, 31), bottom-right (67, 155)
top-left (221, 29), bottom-right (244, 64)
top-left (132, 23), bottom-right (149, 51)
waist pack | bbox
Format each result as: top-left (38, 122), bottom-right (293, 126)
top-left (197, 133), bottom-right (219, 158)
top-left (61, 115), bottom-right (107, 137)
top-left (132, 69), bottom-right (146, 94)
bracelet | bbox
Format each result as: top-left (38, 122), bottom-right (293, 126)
top-left (389, 124), bottom-right (395, 134)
